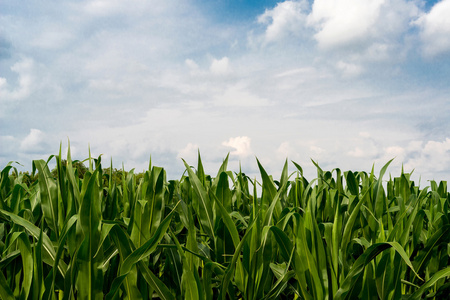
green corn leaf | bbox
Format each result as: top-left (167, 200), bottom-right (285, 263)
top-left (211, 153), bottom-right (230, 192)
top-left (373, 159), bottom-right (394, 220)
top-left (77, 170), bottom-right (103, 300)
top-left (170, 231), bottom-right (199, 300)
top-left (106, 224), bottom-right (141, 299)
top-left (33, 159), bottom-right (60, 238)
top-left (0, 269), bottom-right (14, 300)
top-left (106, 202), bottom-right (179, 300)
top-left (407, 266), bottom-right (450, 300)
top-left (43, 215), bottom-right (77, 300)
top-left (136, 261), bottom-right (174, 300)
top-left (335, 242), bottom-right (421, 300)
top-left (295, 212), bottom-right (323, 299)
top-left (65, 141), bottom-right (81, 209)
top-left (8, 232), bottom-right (33, 300)
top-left (412, 224), bottom-right (450, 279)
top-left (0, 209), bottom-right (67, 277)
top-left (269, 226), bottom-right (293, 263)
top-left (182, 159), bottom-right (216, 244)
top-left (220, 216), bottom-right (257, 300)
top-left (341, 184), bottom-right (373, 275)
top-left (32, 226), bottom-right (44, 300)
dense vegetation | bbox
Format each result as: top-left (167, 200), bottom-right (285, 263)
top-left (0, 145), bottom-right (449, 299)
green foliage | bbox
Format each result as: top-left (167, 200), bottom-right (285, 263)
top-left (0, 146), bottom-right (449, 299)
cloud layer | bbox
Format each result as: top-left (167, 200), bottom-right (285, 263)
top-left (1, 0), bottom-right (449, 183)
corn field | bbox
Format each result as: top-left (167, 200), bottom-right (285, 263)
top-left (1, 145), bottom-right (449, 299)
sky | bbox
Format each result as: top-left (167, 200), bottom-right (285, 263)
top-left (1, 0), bottom-right (450, 184)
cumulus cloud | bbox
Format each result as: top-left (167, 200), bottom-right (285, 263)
top-left (404, 138), bottom-right (450, 175)
top-left (347, 132), bottom-right (380, 159)
top-left (0, 58), bottom-right (34, 101)
top-left (308, 0), bottom-right (383, 49)
top-left (177, 143), bottom-right (200, 162)
top-left (210, 57), bottom-right (231, 75)
top-left (309, 144), bottom-right (325, 156)
top-left (252, 0), bottom-right (422, 72)
top-left (276, 141), bottom-right (294, 158)
top-left (415, 0), bottom-right (450, 57)
top-left (222, 136), bottom-right (252, 157)
top-left (307, 0), bottom-right (418, 51)
top-left (19, 129), bottom-right (47, 154)
top-left (312, 0), bottom-right (381, 49)
top-left (257, 0), bottom-right (308, 43)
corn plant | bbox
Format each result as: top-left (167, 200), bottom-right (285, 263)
top-left (0, 145), bottom-right (449, 299)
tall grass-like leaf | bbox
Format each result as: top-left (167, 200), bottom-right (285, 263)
top-left (65, 141), bottom-right (81, 210)
top-left (341, 184), bottom-right (373, 275)
top-left (213, 172), bottom-right (233, 265)
top-left (373, 159), bottom-right (394, 222)
top-left (33, 159), bottom-right (60, 238)
top-left (170, 231), bottom-right (199, 300)
top-left (77, 170), bottom-right (103, 300)
top-left (261, 171), bottom-right (289, 227)
top-left (335, 242), bottom-right (421, 299)
top-left (210, 153), bottom-right (229, 192)
top-left (148, 167), bottom-right (165, 236)
top-left (220, 216), bottom-right (257, 300)
top-left (105, 224), bottom-right (141, 299)
top-left (56, 143), bottom-right (68, 223)
top-left (32, 226), bottom-right (44, 300)
top-left (182, 159), bottom-right (216, 244)
top-left (0, 269), bottom-right (14, 300)
top-left (407, 267), bottom-right (450, 300)
top-left (256, 158), bottom-right (278, 218)
top-left (106, 202), bottom-right (179, 300)
top-left (412, 224), bottom-right (450, 280)
top-left (0, 209), bottom-right (67, 276)
top-left (7, 232), bottom-right (33, 300)
top-left (294, 212), bottom-right (323, 299)
top-left (210, 191), bottom-right (245, 292)
top-left (43, 215), bottom-right (77, 300)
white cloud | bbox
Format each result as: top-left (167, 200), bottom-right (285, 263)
top-left (257, 0), bottom-right (308, 43)
top-left (336, 60), bottom-right (364, 77)
top-left (415, 0), bottom-right (450, 56)
top-left (276, 141), bottom-right (294, 157)
top-left (310, 145), bottom-right (325, 155)
top-left (347, 132), bottom-right (380, 159)
top-left (275, 67), bottom-right (316, 78)
top-left (210, 57), bottom-right (231, 75)
top-left (384, 146), bottom-right (406, 159)
top-left (185, 58), bottom-right (200, 75)
top-left (214, 83), bottom-right (270, 107)
top-left (19, 129), bottom-right (47, 153)
top-left (31, 27), bottom-right (75, 50)
top-left (177, 143), bottom-right (199, 161)
top-left (308, 0), bottom-right (384, 49)
top-left (222, 136), bottom-right (252, 157)
top-left (1, 0), bottom-right (450, 185)
top-left (379, 138), bottom-right (450, 180)
top-left (0, 58), bottom-right (34, 101)
top-left (307, 0), bottom-right (419, 53)
top-left (81, 0), bottom-right (151, 16)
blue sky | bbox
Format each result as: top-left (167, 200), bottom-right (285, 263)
top-left (1, 0), bottom-right (450, 182)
